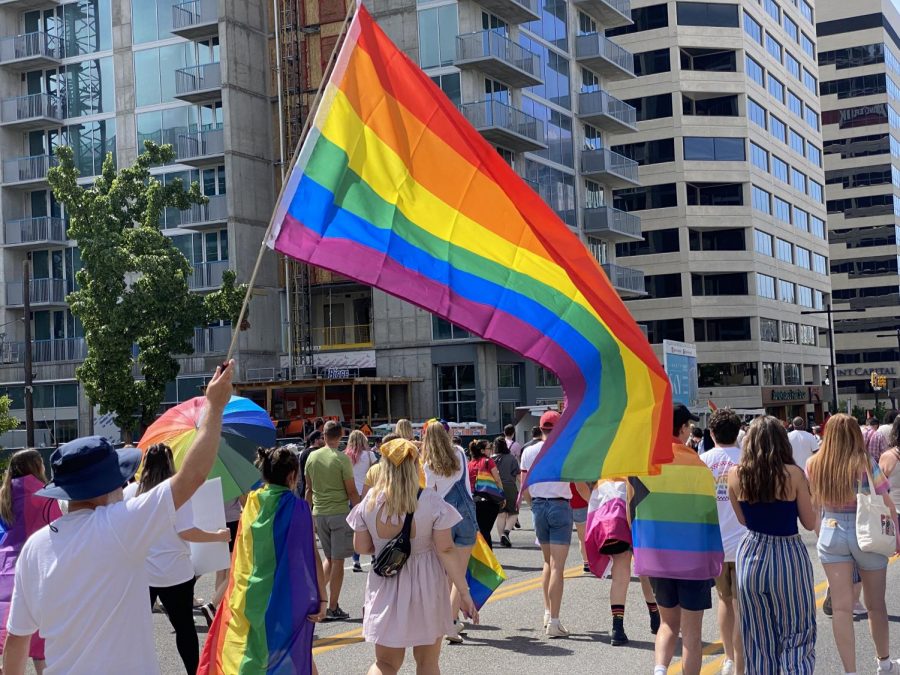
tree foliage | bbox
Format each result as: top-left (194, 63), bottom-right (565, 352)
top-left (48, 143), bottom-right (247, 439)
top-left (0, 396), bottom-right (20, 439)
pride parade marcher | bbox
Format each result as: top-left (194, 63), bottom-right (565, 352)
top-left (727, 416), bottom-right (818, 674)
top-left (3, 361), bottom-right (234, 675)
top-left (629, 404), bottom-right (723, 675)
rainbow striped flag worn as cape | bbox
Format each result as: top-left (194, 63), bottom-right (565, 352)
top-left (198, 485), bottom-right (319, 675)
top-left (267, 4), bottom-right (672, 483)
top-left (466, 532), bottom-right (506, 608)
top-left (628, 444), bottom-right (724, 581)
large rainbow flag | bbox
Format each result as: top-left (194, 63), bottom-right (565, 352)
top-left (466, 532), bottom-right (506, 608)
top-left (198, 485), bottom-right (319, 675)
top-left (267, 5), bottom-right (672, 482)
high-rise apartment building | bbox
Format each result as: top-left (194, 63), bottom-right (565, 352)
top-left (817, 0), bottom-right (900, 408)
top-left (604, 0), bottom-right (832, 419)
top-left (0, 0), bottom-right (282, 445)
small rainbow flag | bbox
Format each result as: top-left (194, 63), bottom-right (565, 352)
top-left (267, 4), bottom-right (672, 483)
top-left (707, 399), bottom-right (718, 412)
top-left (198, 485), bottom-right (319, 674)
top-left (628, 443), bottom-right (723, 581)
top-left (466, 533), bottom-right (506, 609)
top-left (473, 470), bottom-right (504, 501)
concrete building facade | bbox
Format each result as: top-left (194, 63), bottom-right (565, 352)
top-left (604, 0), bottom-right (832, 418)
top-left (817, 0), bottom-right (900, 409)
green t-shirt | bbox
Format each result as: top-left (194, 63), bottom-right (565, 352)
top-left (305, 446), bottom-right (354, 516)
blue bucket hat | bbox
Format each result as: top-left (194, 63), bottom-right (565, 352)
top-left (36, 436), bottom-right (142, 501)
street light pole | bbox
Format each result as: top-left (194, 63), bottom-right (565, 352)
top-left (875, 328), bottom-right (900, 410)
top-left (802, 304), bottom-right (862, 415)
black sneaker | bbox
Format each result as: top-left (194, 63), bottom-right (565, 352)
top-left (610, 617), bottom-right (629, 646)
top-left (650, 610), bottom-right (660, 635)
top-left (514, 521), bottom-right (521, 529)
top-left (582, 562), bottom-right (591, 574)
top-left (326, 605), bottom-right (350, 621)
top-left (352, 562), bottom-right (363, 572)
top-left (500, 534), bottom-right (512, 548)
top-left (823, 589), bottom-right (832, 617)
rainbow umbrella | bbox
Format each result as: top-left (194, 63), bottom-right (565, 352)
top-left (138, 395), bottom-right (275, 500)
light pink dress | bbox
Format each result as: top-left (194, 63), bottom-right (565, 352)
top-left (347, 489), bottom-right (461, 647)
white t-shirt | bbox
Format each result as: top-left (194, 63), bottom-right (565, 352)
top-left (700, 446), bottom-right (746, 563)
top-left (124, 482), bottom-right (195, 587)
top-left (787, 429), bottom-right (818, 470)
top-left (8, 480), bottom-right (177, 675)
top-left (424, 448), bottom-right (471, 498)
top-left (351, 451), bottom-right (376, 493)
top-left (879, 424), bottom-right (893, 445)
top-left (520, 441), bottom-right (572, 500)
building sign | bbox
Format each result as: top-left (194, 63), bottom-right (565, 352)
top-left (761, 386), bottom-right (823, 407)
top-left (312, 349), bottom-right (376, 369)
top-left (663, 340), bottom-right (698, 407)
top-left (836, 366), bottom-right (897, 378)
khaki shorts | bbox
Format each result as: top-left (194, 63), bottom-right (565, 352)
top-left (715, 561), bottom-right (738, 600)
top-left (316, 514), bottom-right (355, 560)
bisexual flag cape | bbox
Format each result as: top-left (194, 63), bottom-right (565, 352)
top-left (584, 480), bottom-right (630, 578)
top-left (198, 485), bottom-right (320, 674)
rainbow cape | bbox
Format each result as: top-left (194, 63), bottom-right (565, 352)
top-left (267, 5), bottom-right (672, 482)
top-left (198, 485), bottom-right (319, 675)
top-left (628, 444), bottom-right (723, 581)
top-left (466, 532), bottom-right (506, 608)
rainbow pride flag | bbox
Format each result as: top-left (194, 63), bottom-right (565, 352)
top-left (473, 470), bottom-right (504, 501)
top-left (466, 533), bottom-right (506, 609)
top-left (198, 485), bottom-right (319, 675)
top-left (629, 444), bottom-right (723, 581)
top-left (267, 5), bottom-right (672, 482)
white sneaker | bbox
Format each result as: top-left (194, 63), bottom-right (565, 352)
top-left (445, 621), bottom-right (463, 645)
top-left (854, 601), bottom-right (868, 617)
top-left (721, 660), bottom-right (735, 675)
top-left (543, 610), bottom-right (551, 628)
top-left (545, 621), bottom-right (570, 638)
top-left (877, 658), bottom-right (900, 673)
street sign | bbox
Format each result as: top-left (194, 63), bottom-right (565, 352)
top-left (663, 340), bottom-right (698, 408)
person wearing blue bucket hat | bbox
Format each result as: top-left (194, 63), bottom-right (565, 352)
top-left (2, 361), bottom-right (235, 675)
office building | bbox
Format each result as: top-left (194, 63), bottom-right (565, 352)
top-left (817, 0), bottom-right (900, 408)
top-left (604, 0), bottom-right (832, 419)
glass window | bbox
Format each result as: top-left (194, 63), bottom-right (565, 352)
top-left (771, 155), bottom-right (788, 182)
top-left (432, 316), bottom-right (471, 340)
top-left (796, 247), bottom-right (811, 269)
top-left (783, 14), bottom-right (798, 42)
top-left (814, 289), bottom-right (824, 309)
top-left (746, 55), bottom-right (764, 85)
top-left (785, 52), bottom-right (800, 79)
top-left (699, 362), bottom-right (759, 386)
top-left (797, 285), bottom-right (813, 308)
top-left (789, 128), bottom-right (805, 156)
top-left (520, 37), bottom-right (570, 108)
top-left (694, 318), bottom-right (752, 342)
top-left (744, 11), bottom-right (762, 44)
top-left (624, 93), bottom-right (673, 121)
top-left (748, 97), bottom-right (767, 128)
top-left (537, 366), bottom-right (560, 387)
top-left (131, 0), bottom-right (177, 44)
top-left (770, 115), bottom-right (786, 142)
top-left (791, 167), bottom-right (806, 192)
top-left (781, 321), bottom-right (798, 344)
top-left (633, 48), bottom-right (672, 76)
top-left (788, 91), bottom-right (803, 117)
top-left (683, 137), bottom-right (745, 161)
top-left (784, 363), bottom-right (802, 385)
top-left (752, 185), bottom-right (771, 214)
top-left (418, 5), bottom-right (458, 69)
top-left (802, 68), bottom-right (817, 95)
top-left (61, 0), bottom-right (112, 56)
top-left (773, 196), bottom-right (791, 223)
top-left (804, 107), bottom-right (819, 130)
top-left (762, 362), bottom-right (782, 386)
top-left (768, 74), bottom-right (785, 102)
top-left (755, 229), bottom-right (773, 255)
top-left (794, 207), bottom-right (808, 231)
top-left (525, 159), bottom-right (576, 224)
top-left (757, 273), bottom-right (776, 299)
top-left (62, 58), bottom-right (114, 118)
top-left (613, 183), bottom-right (678, 211)
top-left (765, 0), bottom-right (780, 23)
top-left (800, 324), bottom-right (816, 345)
top-left (801, 1), bottom-right (813, 23)
top-left (778, 279), bottom-right (795, 303)
top-left (497, 364), bottom-right (521, 388)
top-left (766, 34), bottom-right (782, 62)
top-left (813, 253), bottom-right (828, 274)
top-left (430, 73), bottom-right (461, 105)
top-left (801, 33), bottom-right (815, 58)
top-left (437, 364), bottom-right (477, 422)
top-left (750, 141), bottom-right (768, 170)
top-left (761, 318), bottom-right (779, 342)
top-left (676, 2), bottom-right (739, 27)
top-left (776, 238), bottom-right (792, 262)
top-left (524, 0), bottom-right (567, 51)
top-left (807, 142), bottom-right (822, 166)
top-left (811, 216), bottom-right (826, 239)
top-left (520, 98), bottom-right (573, 166)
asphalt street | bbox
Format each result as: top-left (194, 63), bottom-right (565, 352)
top-left (144, 507), bottom-right (900, 674)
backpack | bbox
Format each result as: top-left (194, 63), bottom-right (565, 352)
top-left (371, 489), bottom-right (422, 578)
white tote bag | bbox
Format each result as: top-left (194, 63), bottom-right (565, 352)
top-left (856, 467), bottom-right (897, 557)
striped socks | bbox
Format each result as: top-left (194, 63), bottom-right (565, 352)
top-left (611, 604), bottom-right (625, 619)
top-left (647, 601), bottom-right (659, 615)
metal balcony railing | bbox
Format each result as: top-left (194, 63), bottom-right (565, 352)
top-left (459, 100), bottom-right (546, 147)
top-left (176, 127), bottom-right (225, 162)
top-left (455, 31), bottom-right (541, 86)
top-left (192, 325), bottom-right (232, 354)
top-left (1, 154), bottom-right (57, 185)
top-left (166, 194), bottom-right (227, 228)
top-left (30, 338), bottom-right (86, 363)
top-left (312, 324), bottom-right (374, 349)
top-left (5, 216), bottom-right (67, 246)
top-left (602, 263), bottom-right (646, 295)
top-left (575, 33), bottom-right (635, 77)
top-left (578, 89), bottom-right (637, 129)
top-left (175, 62), bottom-right (222, 98)
top-left (583, 205), bottom-right (641, 240)
top-left (189, 260), bottom-right (229, 290)
top-left (0, 32), bottom-right (61, 65)
top-left (0, 92), bottom-right (63, 124)
top-left (6, 278), bottom-right (67, 306)
top-left (172, 0), bottom-right (219, 33)
top-left (581, 147), bottom-right (640, 184)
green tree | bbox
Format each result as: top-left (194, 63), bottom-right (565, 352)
top-left (48, 143), bottom-right (247, 441)
top-left (0, 395), bottom-right (20, 440)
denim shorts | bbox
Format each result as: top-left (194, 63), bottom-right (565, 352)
top-left (817, 511), bottom-right (889, 571)
top-left (444, 479), bottom-right (477, 547)
top-left (532, 498), bottom-right (573, 546)
top-left (572, 506), bottom-right (588, 524)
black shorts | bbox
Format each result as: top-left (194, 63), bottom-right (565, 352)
top-left (649, 577), bottom-right (713, 612)
top-left (599, 539), bottom-right (631, 556)
top-left (227, 520), bottom-right (240, 553)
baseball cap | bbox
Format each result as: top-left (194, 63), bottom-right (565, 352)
top-left (673, 404), bottom-right (699, 432)
top-left (539, 410), bottom-right (560, 431)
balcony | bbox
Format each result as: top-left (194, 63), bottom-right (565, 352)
top-left (172, 0), bottom-right (219, 40)
top-left (455, 31), bottom-right (542, 88)
top-left (312, 324), bottom-right (374, 350)
top-left (193, 325), bottom-right (232, 354)
top-left (189, 260), bottom-right (230, 291)
top-left (5, 216), bottom-right (67, 248)
top-left (572, 0), bottom-right (632, 29)
top-left (602, 263), bottom-right (646, 297)
top-left (0, 93), bottom-right (63, 130)
top-left (474, 0), bottom-right (539, 24)
top-left (165, 194), bottom-right (227, 229)
top-left (459, 100), bottom-right (546, 153)
top-left (6, 278), bottom-right (68, 307)
top-left (1, 155), bottom-right (56, 187)
top-left (575, 33), bottom-right (635, 80)
top-left (581, 147), bottom-right (640, 188)
top-left (0, 338), bottom-right (86, 365)
top-left (583, 205), bottom-right (642, 242)
top-left (0, 0), bottom-right (59, 8)
top-left (0, 32), bottom-right (61, 70)
top-left (577, 90), bottom-right (636, 133)
top-left (174, 62), bottom-right (222, 103)
top-left (176, 127), bottom-right (224, 165)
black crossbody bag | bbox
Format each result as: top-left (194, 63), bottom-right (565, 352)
top-left (372, 489), bottom-right (422, 577)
